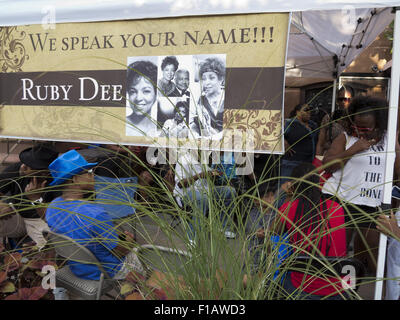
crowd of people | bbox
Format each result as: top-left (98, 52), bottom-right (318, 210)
top-left (1, 87), bottom-right (400, 300)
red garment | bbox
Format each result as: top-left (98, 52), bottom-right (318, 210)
top-left (279, 199), bottom-right (347, 296)
top-left (312, 157), bottom-right (332, 187)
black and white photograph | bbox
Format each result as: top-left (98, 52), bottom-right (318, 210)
top-left (157, 54), bottom-right (194, 138)
top-left (159, 99), bottom-right (190, 138)
top-left (189, 54), bottom-right (226, 139)
top-left (126, 54), bottom-right (226, 139)
top-left (169, 68), bottom-right (191, 98)
top-left (157, 55), bottom-right (180, 97)
top-left (126, 56), bottom-right (159, 137)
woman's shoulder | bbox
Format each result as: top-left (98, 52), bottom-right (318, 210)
top-left (279, 199), bottom-right (299, 213)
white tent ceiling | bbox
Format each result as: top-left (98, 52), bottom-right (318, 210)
top-left (286, 8), bottom-right (394, 85)
top-left (0, 0), bottom-right (399, 84)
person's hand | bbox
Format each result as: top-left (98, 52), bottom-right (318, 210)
top-left (123, 231), bottom-right (136, 243)
top-left (163, 169), bottom-right (175, 191)
top-left (350, 137), bottom-right (376, 154)
top-left (377, 211), bottom-right (400, 239)
top-left (209, 170), bottom-right (222, 177)
top-left (281, 181), bottom-right (292, 194)
top-left (286, 148), bottom-right (296, 157)
top-left (0, 202), bottom-right (15, 221)
top-left (118, 231), bottom-right (136, 248)
top-left (25, 177), bottom-right (46, 201)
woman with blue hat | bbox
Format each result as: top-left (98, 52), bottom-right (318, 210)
top-left (45, 150), bottom-right (143, 283)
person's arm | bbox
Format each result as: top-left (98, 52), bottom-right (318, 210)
top-left (284, 139), bottom-right (296, 157)
top-left (0, 202), bottom-right (16, 221)
top-left (111, 231), bottom-right (136, 258)
top-left (316, 125), bottom-right (327, 157)
top-left (163, 168), bottom-right (175, 193)
top-left (24, 177), bottom-right (48, 218)
top-left (322, 132), bottom-right (376, 173)
top-left (283, 119), bottom-right (296, 157)
top-left (177, 170), bottom-right (221, 189)
top-left (377, 211), bottom-right (400, 239)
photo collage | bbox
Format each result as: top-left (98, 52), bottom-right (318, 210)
top-left (126, 54), bottom-right (226, 140)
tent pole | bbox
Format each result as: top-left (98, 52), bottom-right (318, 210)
top-left (374, 7), bottom-right (400, 301)
top-left (331, 79), bottom-right (337, 114)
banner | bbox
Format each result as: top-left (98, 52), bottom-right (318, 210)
top-left (0, 13), bottom-right (289, 153)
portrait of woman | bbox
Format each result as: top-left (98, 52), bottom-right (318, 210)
top-left (126, 59), bottom-right (158, 137)
top-left (158, 56), bottom-right (179, 97)
top-left (190, 56), bottom-right (225, 138)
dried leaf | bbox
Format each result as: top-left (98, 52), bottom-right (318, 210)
top-left (3, 253), bottom-right (22, 272)
top-left (0, 281), bottom-right (16, 293)
top-left (146, 270), bottom-right (168, 289)
top-left (152, 288), bottom-right (168, 300)
top-left (125, 292), bottom-right (144, 300)
top-left (0, 271), bottom-right (7, 284)
top-left (120, 282), bottom-right (135, 296)
top-left (125, 270), bottom-right (146, 285)
top-left (27, 259), bottom-right (57, 271)
top-left (5, 286), bottom-right (48, 300)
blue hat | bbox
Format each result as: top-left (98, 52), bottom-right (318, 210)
top-left (49, 150), bottom-right (98, 186)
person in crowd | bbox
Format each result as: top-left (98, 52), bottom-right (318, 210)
top-left (170, 69), bottom-right (190, 98)
top-left (316, 86), bottom-right (354, 157)
top-left (275, 162), bottom-right (348, 300)
top-left (279, 103), bottom-right (318, 209)
top-left (322, 95), bottom-right (400, 274)
top-left (0, 144), bottom-right (59, 249)
top-left (157, 56), bottom-right (179, 97)
top-left (161, 101), bottom-right (190, 138)
top-left (282, 104), bottom-right (318, 183)
top-left (45, 149), bottom-right (143, 281)
top-left (82, 144), bottom-right (148, 178)
top-left (190, 57), bottom-right (225, 138)
top-left (337, 85), bottom-right (354, 110)
top-left (174, 148), bottom-right (237, 245)
top-left (126, 60), bottom-right (158, 137)
top-left (77, 144), bottom-right (162, 203)
top-left (245, 182), bottom-right (279, 275)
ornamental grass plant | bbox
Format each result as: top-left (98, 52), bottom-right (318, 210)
top-left (0, 97), bottom-right (398, 300)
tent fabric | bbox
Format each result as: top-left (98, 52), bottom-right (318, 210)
top-left (286, 8), bottom-right (394, 79)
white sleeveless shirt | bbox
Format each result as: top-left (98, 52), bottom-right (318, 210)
top-left (322, 132), bottom-right (387, 207)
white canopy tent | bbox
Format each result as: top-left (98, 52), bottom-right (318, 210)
top-left (287, 8), bottom-right (394, 82)
top-left (1, 0), bottom-right (400, 300)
